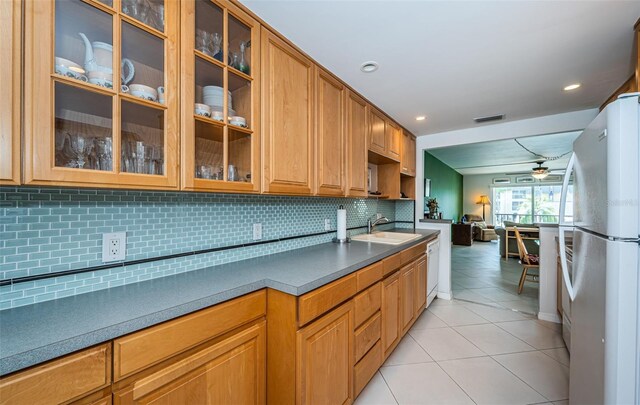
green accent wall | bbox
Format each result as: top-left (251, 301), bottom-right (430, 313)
top-left (424, 151), bottom-right (463, 222)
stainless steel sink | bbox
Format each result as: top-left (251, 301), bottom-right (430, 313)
top-left (351, 232), bottom-right (421, 245)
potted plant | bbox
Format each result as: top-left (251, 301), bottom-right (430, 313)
top-left (427, 198), bottom-right (439, 218)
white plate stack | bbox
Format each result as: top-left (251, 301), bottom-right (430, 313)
top-left (203, 86), bottom-right (232, 113)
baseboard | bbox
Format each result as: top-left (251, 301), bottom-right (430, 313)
top-left (538, 311), bottom-right (561, 323)
top-left (436, 290), bottom-right (452, 300)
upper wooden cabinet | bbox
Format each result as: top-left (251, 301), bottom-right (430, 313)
top-left (386, 121), bottom-right (401, 161)
top-left (401, 130), bottom-right (416, 177)
top-left (368, 107), bottom-right (400, 163)
top-left (261, 28), bottom-right (314, 195)
top-left (181, 0), bottom-right (261, 193)
top-left (314, 67), bottom-right (346, 196)
top-left (368, 108), bottom-right (387, 156)
top-left (0, 0), bottom-right (21, 185)
top-left (346, 91), bottom-right (368, 197)
top-left (23, 0), bottom-right (180, 189)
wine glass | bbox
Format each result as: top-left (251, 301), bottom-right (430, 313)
top-left (55, 131), bottom-right (70, 167)
top-left (69, 135), bottom-right (94, 168)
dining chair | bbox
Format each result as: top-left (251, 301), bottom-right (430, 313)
top-left (514, 227), bottom-right (540, 294)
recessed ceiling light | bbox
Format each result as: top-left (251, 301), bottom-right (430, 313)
top-left (416, 116), bottom-right (426, 121)
top-left (563, 83), bottom-right (581, 91)
top-left (360, 61), bottom-right (379, 73)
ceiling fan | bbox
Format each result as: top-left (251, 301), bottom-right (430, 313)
top-left (504, 160), bottom-right (565, 178)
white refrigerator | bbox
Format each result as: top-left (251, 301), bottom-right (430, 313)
top-left (559, 93), bottom-right (640, 405)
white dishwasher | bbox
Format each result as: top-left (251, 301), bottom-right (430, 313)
top-left (426, 238), bottom-right (440, 306)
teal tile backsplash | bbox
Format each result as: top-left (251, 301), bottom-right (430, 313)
top-left (0, 187), bottom-right (414, 308)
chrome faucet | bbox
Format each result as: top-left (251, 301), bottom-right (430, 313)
top-left (367, 216), bottom-right (390, 234)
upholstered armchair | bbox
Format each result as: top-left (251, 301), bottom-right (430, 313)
top-left (462, 214), bottom-right (498, 242)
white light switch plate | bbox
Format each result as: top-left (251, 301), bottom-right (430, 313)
top-left (253, 223), bottom-right (262, 240)
top-left (102, 232), bottom-right (126, 263)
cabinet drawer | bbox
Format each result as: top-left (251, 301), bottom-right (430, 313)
top-left (356, 262), bottom-right (383, 292)
top-left (0, 344), bottom-right (111, 405)
top-left (354, 282), bottom-right (381, 327)
top-left (298, 273), bottom-right (357, 326)
top-left (354, 312), bottom-right (381, 362)
top-left (354, 340), bottom-right (382, 396)
top-left (113, 290), bottom-right (266, 380)
top-left (400, 242), bottom-right (427, 265)
top-left (382, 252), bottom-right (402, 276)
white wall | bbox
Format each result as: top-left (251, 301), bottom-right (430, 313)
top-left (462, 174), bottom-right (497, 221)
top-left (414, 108), bottom-right (598, 226)
top-left (412, 109), bottom-right (596, 308)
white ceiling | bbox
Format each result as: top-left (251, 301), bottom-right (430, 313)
top-left (427, 131), bottom-right (581, 175)
top-left (240, 0), bottom-right (639, 135)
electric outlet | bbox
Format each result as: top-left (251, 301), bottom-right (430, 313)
top-left (102, 232), bottom-right (126, 263)
top-left (253, 223), bottom-right (262, 240)
top-left (324, 219), bottom-right (331, 231)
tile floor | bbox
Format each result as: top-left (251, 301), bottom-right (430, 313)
top-left (355, 301), bottom-right (569, 405)
top-left (450, 241), bottom-right (539, 314)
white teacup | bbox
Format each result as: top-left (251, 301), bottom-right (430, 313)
top-left (195, 103), bottom-right (211, 117)
top-left (88, 70), bottom-right (114, 89)
top-left (55, 57), bottom-right (87, 82)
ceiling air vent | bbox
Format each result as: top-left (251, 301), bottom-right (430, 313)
top-left (474, 114), bottom-right (505, 124)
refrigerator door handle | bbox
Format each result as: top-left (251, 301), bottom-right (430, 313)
top-left (559, 225), bottom-right (576, 301)
top-left (559, 152), bottom-right (575, 227)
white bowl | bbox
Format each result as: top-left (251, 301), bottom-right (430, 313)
top-left (194, 103), bottom-right (211, 117)
top-left (55, 57), bottom-right (87, 80)
top-left (129, 84), bottom-right (158, 102)
top-left (211, 111), bottom-right (224, 121)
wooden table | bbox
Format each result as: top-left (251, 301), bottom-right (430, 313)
top-left (504, 226), bottom-right (539, 258)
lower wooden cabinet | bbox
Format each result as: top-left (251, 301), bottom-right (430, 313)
top-left (400, 263), bottom-right (416, 335)
top-left (114, 321), bottom-right (266, 405)
top-left (381, 271), bottom-right (400, 358)
top-left (0, 344), bottom-right (111, 405)
top-left (297, 302), bottom-right (354, 405)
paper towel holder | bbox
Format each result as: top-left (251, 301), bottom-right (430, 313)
top-left (333, 204), bottom-right (351, 244)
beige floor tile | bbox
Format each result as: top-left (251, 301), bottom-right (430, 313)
top-left (453, 289), bottom-right (497, 304)
top-left (428, 303), bottom-right (491, 326)
top-left (536, 319), bottom-right (563, 333)
top-left (454, 323), bottom-right (536, 355)
top-left (497, 300), bottom-right (539, 314)
top-left (495, 320), bottom-right (565, 349)
top-left (410, 309), bottom-right (448, 330)
top-left (463, 302), bottom-right (533, 322)
top-left (470, 287), bottom-right (522, 302)
top-left (439, 356), bottom-right (547, 404)
top-left (384, 334), bottom-right (434, 366)
top-left (552, 401), bottom-right (569, 405)
top-left (430, 297), bottom-right (464, 307)
top-left (540, 348), bottom-right (570, 367)
top-left (354, 371), bottom-right (398, 405)
top-left (410, 327), bottom-right (485, 361)
top-left (493, 351), bottom-right (569, 401)
top-left (380, 362), bottom-right (474, 404)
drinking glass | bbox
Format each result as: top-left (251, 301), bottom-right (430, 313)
top-left (95, 137), bottom-right (113, 171)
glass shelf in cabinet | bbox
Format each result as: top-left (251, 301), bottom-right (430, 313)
top-left (194, 50), bottom-right (225, 70)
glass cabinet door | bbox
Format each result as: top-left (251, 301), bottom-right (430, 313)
top-left (24, 0), bottom-right (178, 189)
top-left (181, 0), bottom-right (260, 192)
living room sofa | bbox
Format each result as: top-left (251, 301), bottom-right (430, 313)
top-left (462, 214), bottom-right (498, 242)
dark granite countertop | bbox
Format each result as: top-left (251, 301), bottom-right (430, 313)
top-left (0, 228), bottom-right (439, 376)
